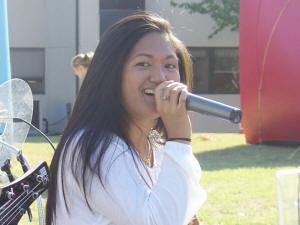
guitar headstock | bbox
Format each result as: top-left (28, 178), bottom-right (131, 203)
top-left (0, 161), bottom-right (49, 225)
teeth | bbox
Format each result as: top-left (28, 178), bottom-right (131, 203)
top-left (144, 89), bottom-right (154, 96)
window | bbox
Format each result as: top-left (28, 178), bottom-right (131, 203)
top-left (189, 48), bottom-right (210, 93)
top-left (10, 48), bottom-right (45, 94)
top-left (100, 0), bottom-right (145, 10)
top-left (189, 47), bottom-right (239, 94)
top-left (213, 48), bottom-right (239, 93)
top-left (99, 0), bottom-right (145, 34)
top-left (100, 10), bottom-right (142, 34)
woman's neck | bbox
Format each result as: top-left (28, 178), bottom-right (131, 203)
top-left (128, 119), bottom-right (155, 167)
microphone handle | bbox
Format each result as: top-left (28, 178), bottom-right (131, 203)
top-left (186, 93), bottom-right (242, 124)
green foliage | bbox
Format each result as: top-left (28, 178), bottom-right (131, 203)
top-left (170, 0), bottom-right (240, 38)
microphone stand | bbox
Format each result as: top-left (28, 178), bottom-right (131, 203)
top-left (1, 117), bottom-right (55, 151)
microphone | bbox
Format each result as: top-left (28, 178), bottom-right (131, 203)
top-left (186, 93), bottom-right (242, 124)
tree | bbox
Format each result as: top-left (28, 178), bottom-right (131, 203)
top-left (170, 0), bottom-right (239, 38)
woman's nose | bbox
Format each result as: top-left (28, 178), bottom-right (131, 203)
top-left (150, 66), bottom-right (166, 83)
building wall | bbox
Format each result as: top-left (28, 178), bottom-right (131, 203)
top-left (7, 0), bottom-right (46, 47)
top-left (8, 0), bottom-right (77, 134)
top-left (77, 0), bottom-right (100, 88)
top-left (78, 0), bottom-right (100, 53)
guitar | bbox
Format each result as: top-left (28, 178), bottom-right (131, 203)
top-left (0, 161), bottom-right (49, 225)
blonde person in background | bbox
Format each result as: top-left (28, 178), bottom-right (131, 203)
top-left (71, 51), bottom-right (94, 79)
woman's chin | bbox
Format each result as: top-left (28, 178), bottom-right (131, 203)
top-left (148, 106), bottom-right (160, 118)
top-left (143, 109), bottom-right (160, 121)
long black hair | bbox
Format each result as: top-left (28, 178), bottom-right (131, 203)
top-left (46, 12), bottom-right (193, 225)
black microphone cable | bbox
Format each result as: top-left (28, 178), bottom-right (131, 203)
top-left (1, 117), bottom-right (56, 151)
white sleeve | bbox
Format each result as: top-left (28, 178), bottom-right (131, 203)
top-left (87, 141), bottom-right (207, 225)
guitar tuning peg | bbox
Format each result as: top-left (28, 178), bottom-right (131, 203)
top-left (1, 159), bottom-right (11, 172)
top-left (32, 192), bottom-right (39, 199)
top-left (20, 184), bottom-right (33, 222)
top-left (35, 175), bottom-right (43, 183)
top-left (19, 208), bottom-right (26, 215)
top-left (42, 176), bottom-right (49, 185)
top-left (21, 183), bottom-right (30, 193)
top-left (35, 174), bottom-right (49, 185)
top-left (17, 150), bottom-right (29, 173)
top-left (6, 188), bottom-right (15, 200)
top-left (1, 159), bottom-right (15, 182)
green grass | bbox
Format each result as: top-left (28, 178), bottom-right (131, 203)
top-left (3, 134), bottom-right (300, 225)
top-left (193, 133), bottom-right (300, 225)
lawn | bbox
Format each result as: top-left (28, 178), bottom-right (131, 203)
top-left (192, 134), bottom-right (300, 225)
top-left (4, 133), bottom-right (300, 225)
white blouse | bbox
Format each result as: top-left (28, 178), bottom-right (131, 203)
top-left (54, 136), bottom-right (206, 225)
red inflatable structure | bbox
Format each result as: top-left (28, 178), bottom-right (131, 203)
top-left (239, 0), bottom-right (300, 144)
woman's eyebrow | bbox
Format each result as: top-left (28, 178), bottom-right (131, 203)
top-left (166, 55), bottom-right (179, 60)
top-left (134, 53), bottom-right (178, 60)
top-left (134, 53), bottom-right (152, 58)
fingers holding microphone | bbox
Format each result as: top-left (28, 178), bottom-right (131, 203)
top-left (155, 81), bottom-right (188, 114)
top-left (154, 81), bottom-right (192, 142)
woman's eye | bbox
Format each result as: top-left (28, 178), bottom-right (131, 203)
top-left (136, 62), bottom-right (150, 67)
top-left (165, 64), bottom-right (177, 69)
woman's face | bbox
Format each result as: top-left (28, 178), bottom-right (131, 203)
top-left (121, 32), bottom-right (180, 125)
top-left (72, 65), bottom-right (88, 79)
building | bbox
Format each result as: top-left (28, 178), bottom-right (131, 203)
top-left (7, 0), bottom-right (239, 134)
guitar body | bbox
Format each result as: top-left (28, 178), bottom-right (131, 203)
top-left (0, 161), bottom-right (49, 225)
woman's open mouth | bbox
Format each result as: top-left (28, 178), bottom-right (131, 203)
top-left (144, 89), bottom-right (154, 96)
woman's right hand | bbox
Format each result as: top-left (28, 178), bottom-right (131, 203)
top-left (155, 81), bottom-right (192, 141)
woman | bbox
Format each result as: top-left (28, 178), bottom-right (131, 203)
top-left (71, 51), bottom-right (94, 79)
top-left (46, 12), bottom-right (206, 225)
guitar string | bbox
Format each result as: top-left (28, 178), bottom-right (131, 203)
top-left (0, 182), bottom-right (42, 223)
top-left (0, 191), bottom-right (29, 216)
top-left (0, 182), bottom-right (43, 224)
top-left (0, 187), bottom-right (33, 217)
top-left (0, 182), bottom-right (42, 225)
top-left (0, 182), bottom-right (42, 224)
top-left (3, 192), bottom-right (43, 225)
top-left (0, 198), bottom-right (14, 212)
top-left (0, 174), bottom-right (48, 216)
